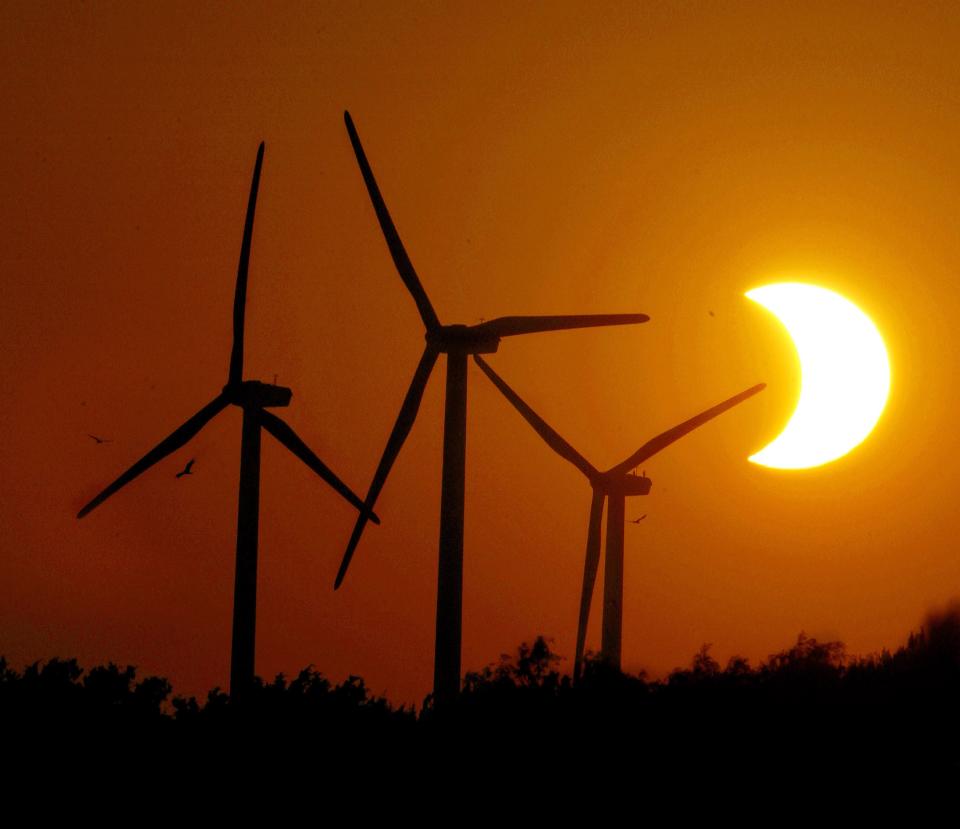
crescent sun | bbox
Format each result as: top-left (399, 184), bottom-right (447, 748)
top-left (746, 282), bottom-right (891, 469)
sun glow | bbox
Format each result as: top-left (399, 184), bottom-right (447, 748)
top-left (747, 283), bottom-right (890, 469)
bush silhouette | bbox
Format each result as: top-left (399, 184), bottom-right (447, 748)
top-left (3, 601), bottom-right (960, 778)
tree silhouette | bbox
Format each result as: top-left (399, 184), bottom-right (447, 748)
top-left (3, 602), bottom-right (960, 781)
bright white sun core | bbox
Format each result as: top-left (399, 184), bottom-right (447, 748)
top-left (746, 282), bottom-right (890, 469)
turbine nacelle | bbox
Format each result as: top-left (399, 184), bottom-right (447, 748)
top-left (426, 324), bottom-right (500, 355)
top-left (224, 380), bottom-right (293, 409)
top-left (596, 473), bottom-right (653, 497)
top-left (470, 353), bottom-right (766, 680)
top-left (77, 141), bottom-right (379, 700)
top-left (339, 110), bottom-right (652, 705)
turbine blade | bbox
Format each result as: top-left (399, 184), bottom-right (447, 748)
top-left (574, 490), bottom-right (605, 682)
top-left (476, 314), bottom-right (649, 338)
top-left (77, 394), bottom-right (229, 518)
top-left (608, 383), bottom-right (767, 476)
top-left (473, 355), bottom-right (597, 480)
top-left (229, 142), bottom-right (265, 387)
top-left (343, 111), bottom-right (440, 332)
top-left (258, 410), bottom-right (380, 524)
top-left (334, 344), bottom-right (440, 588)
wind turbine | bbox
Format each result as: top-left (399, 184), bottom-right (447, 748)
top-left (334, 111), bottom-right (649, 707)
top-left (473, 354), bottom-right (764, 680)
top-left (77, 142), bottom-right (378, 701)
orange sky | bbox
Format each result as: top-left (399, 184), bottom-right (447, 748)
top-left (2, 1), bottom-right (959, 705)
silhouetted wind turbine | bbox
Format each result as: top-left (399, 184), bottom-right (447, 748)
top-left (77, 143), bottom-right (378, 701)
top-left (474, 354), bottom-right (764, 680)
top-left (335, 111), bottom-right (649, 707)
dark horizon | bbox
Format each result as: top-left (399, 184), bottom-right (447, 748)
top-left (5, 602), bottom-right (960, 785)
top-left (5, 594), bottom-right (959, 707)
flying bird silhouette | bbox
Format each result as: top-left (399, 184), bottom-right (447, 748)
top-left (630, 515), bottom-right (647, 524)
top-left (175, 459), bottom-right (195, 478)
top-left (87, 434), bottom-right (112, 444)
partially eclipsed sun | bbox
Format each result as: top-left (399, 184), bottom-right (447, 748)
top-left (747, 283), bottom-right (890, 469)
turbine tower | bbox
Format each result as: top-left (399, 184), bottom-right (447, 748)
top-left (77, 143), bottom-right (378, 701)
top-left (474, 355), bottom-right (764, 679)
top-left (335, 111), bottom-right (649, 707)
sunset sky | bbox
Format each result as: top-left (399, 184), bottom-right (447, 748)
top-left (3, 1), bottom-right (959, 705)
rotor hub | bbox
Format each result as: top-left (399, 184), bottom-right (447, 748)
top-left (426, 324), bottom-right (500, 354)
top-left (225, 380), bottom-right (292, 408)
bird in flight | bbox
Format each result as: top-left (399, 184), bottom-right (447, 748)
top-left (87, 434), bottom-right (112, 444)
top-left (175, 459), bottom-right (195, 479)
top-left (629, 515), bottom-right (647, 524)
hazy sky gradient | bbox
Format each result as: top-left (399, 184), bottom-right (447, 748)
top-left (2, 1), bottom-right (958, 703)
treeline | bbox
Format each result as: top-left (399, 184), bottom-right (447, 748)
top-left (0, 658), bottom-right (415, 738)
top-left (3, 604), bottom-right (959, 774)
